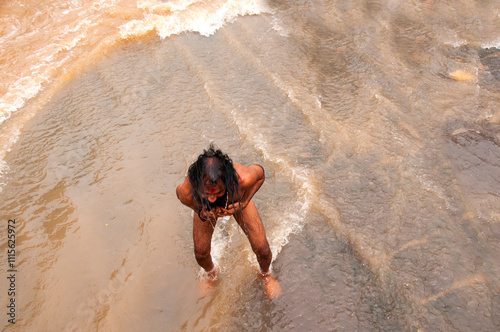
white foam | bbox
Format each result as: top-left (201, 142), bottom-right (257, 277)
top-left (0, 160), bottom-right (10, 192)
top-left (137, 0), bottom-right (200, 12)
top-left (210, 216), bottom-right (236, 266)
top-left (0, 78), bottom-right (44, 124)
top-left (0, 0), bottom-right (119, 124)
top-left (481, 37), bottom-right (500, 49)
top-left (0, 26), bottom-right (18, 45)
top-left (443, 37), bottom-right (468, 48)
top-left (270, 17), bottom-right (290, 37)
top-left (120, 0), bottom-right (271, 39)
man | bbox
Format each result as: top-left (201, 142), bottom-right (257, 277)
top-left (176, 145), bottom-right (281, 299)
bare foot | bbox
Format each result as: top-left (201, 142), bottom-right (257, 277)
top-left (198, 267), bottom-right (218, 298)
top-left (261, 274), bottom-right (281, 299)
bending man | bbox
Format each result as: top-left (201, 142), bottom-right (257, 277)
top-left (176, 145), bottom-right (281, 299)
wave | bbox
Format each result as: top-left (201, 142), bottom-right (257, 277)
top-left (0, 0), bottom-right (271, 164)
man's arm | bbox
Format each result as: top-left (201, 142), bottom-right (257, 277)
top-left (176, 177), bottom-right (196, 210)
top-left (224, 164), bottom-right (265, 213)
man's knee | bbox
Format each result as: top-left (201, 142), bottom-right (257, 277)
top-left (254, 243), bottom-right (272, 260)
top-left (194, 248), bottom-right (211, 263)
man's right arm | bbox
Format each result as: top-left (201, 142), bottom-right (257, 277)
top-left (176, 177), bottom-right (195, 210)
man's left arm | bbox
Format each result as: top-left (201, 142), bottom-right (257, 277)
top-left (224, 164), bottom-right (265, 213)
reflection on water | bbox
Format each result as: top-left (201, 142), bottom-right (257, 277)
top-left (1, 0), bottom-right (500, 331)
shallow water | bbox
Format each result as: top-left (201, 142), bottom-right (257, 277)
top-left (1, 0), bottom-right (500, 331)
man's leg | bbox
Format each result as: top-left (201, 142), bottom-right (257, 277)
top-left (193, 213), bottom-right (217, 277)
top-left (233, 200), bottom-right (272, 273)
top-left (234, 200), bottom-right (281, 299)
top-left (193, 213), bottom-right (218, 297)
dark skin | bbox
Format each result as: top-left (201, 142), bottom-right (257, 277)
top-left (176, 163), bottom-right (281, 299)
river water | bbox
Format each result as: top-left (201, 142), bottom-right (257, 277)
top-left (1, 0), bottom-right (500, 331)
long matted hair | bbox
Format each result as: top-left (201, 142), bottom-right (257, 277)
top-left (188, 144), bottom-right (241, 212)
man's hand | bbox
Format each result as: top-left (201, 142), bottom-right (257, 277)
top-left (221, 201), bottom-right (248, 215)
top-left (198, 206), bottom-right (228, 222)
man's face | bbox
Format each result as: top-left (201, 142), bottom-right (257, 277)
top-left (202, 179), bottom-right (226, 203)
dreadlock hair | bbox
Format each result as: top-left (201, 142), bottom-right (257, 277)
top-left (188, 144), bottom-right (241, 213)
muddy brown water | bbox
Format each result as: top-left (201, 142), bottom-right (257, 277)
top-left (1, 0), bottom-right (500, 331)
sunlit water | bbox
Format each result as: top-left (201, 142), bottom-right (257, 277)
top-left (1, 0), bottom-right (500, 331)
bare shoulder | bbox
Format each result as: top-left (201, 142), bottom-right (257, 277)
top-left (234, 163), bottom-right (265, 188)
top-left (176, 176), bottom-right (193, 204)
